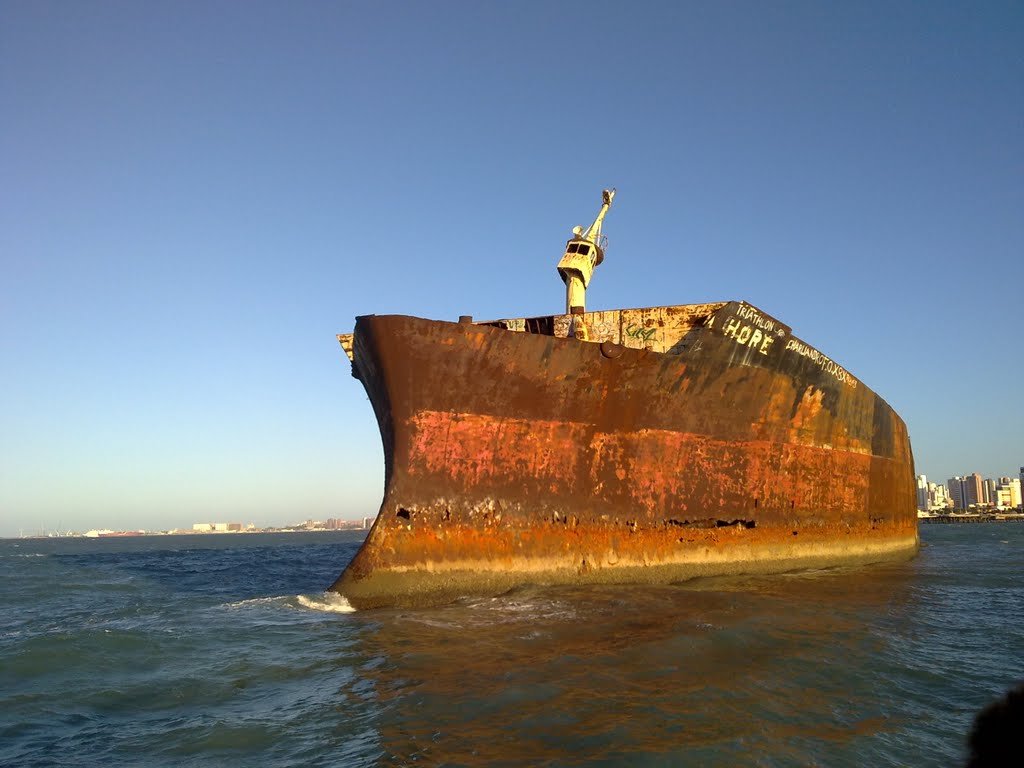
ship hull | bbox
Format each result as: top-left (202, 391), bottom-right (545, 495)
top-left (332, 303), bottom-right (917, 608)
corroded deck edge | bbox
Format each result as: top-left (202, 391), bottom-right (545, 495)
top-left (337, 302), bottom-right (731, 362)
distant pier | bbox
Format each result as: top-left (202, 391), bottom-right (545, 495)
top-left (919, 514), bottom-right (1024, 525)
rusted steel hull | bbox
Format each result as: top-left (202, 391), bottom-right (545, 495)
top-left (332, 302), bottom-right (917, 609)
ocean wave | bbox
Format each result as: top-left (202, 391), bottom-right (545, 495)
top-left (296, 593), bottom-right (356, 613)
top-left (475, 595), bottom-right (576, 618)
top-left (220, 593), bottom-right (356, 613)
top-left (403, 594), bottom-right (579, 630)
top-left (222, 596), bottom-right (293, 609)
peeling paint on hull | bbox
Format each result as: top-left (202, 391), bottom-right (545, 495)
top-left (331, 302), bottom-right (918, 609)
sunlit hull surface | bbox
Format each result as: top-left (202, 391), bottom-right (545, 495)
top-left (332, 301), bottom-right (917, 608)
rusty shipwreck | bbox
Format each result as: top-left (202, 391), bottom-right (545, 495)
top-left (331, 189), bottom-right (918, 609)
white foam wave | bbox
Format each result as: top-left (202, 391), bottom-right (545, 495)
top-left (223, 596), bottom-right (292, 609)
top-left (221, 594), bottom-right (356, 613)
top-left (297, 593), bottom-right (356, 613)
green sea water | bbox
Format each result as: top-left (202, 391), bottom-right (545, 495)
top-left (1, 525), bottom-right (1021, 766)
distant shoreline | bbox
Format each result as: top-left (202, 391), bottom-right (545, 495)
top-left (3, 528), bottom-right (370, 541)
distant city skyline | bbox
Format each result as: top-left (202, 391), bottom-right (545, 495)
top-left (917, 469), bottom-right (1024, 512)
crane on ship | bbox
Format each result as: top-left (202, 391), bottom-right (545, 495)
top-left (557, 188), bottom-right (615, 317)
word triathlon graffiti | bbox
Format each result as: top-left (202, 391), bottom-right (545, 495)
top-left (735, 304), bottom-right (779, 334)
top-left (784, 339), bottom-right (858, 388)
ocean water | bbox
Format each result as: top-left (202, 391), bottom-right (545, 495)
top-left (1, 525), bottom-right (1022, 767)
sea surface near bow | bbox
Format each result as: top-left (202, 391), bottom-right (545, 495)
top-left (1, 524), bottom-right (1021, 767)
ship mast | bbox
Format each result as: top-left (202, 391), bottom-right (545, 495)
top-left (557, 188), bottom-right (615, 315)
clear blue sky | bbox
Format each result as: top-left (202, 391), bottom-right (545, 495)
top-left (2, 1), bottom-right (1021, 536)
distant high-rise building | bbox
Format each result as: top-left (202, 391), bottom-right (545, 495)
top-left (916, 475), bottom-right (929, 511)
top-left (983, 478), bottom-right (996, 506)
top-left (995, 477), bottom-right (1022, 509)
top-left (917, 477), bottom-right (950, 511)
top-left (948, 477), bottom-right (965, 509)
top-left (965, 473), bottom-right (984, 507)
